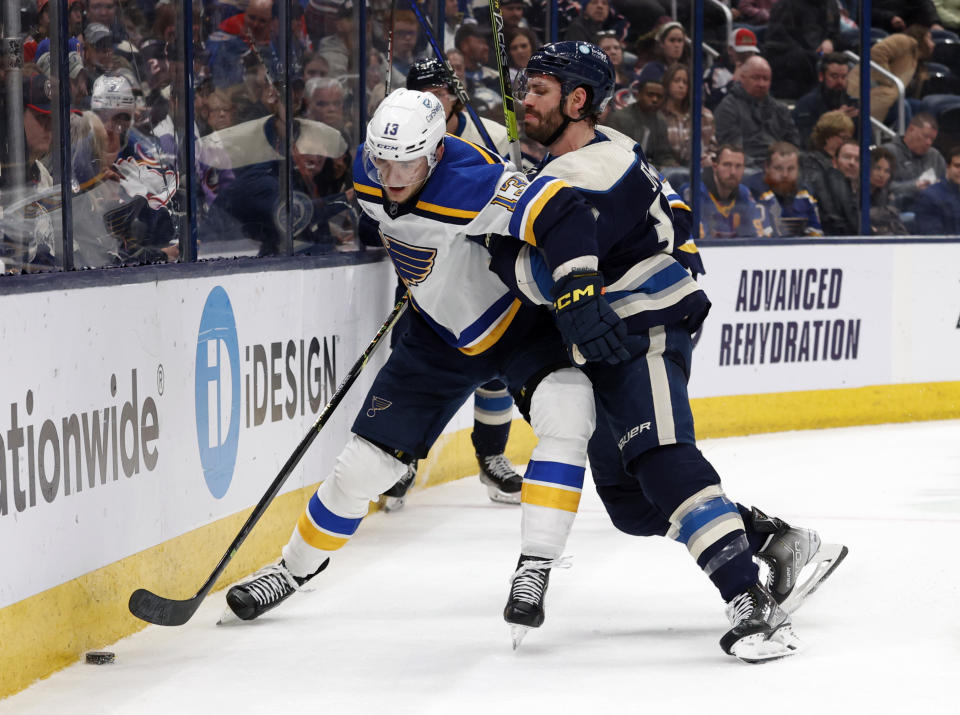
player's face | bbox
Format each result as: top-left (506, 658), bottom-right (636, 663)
top-left (373, 156), bottom-right (430, 202)
top-left (521, 74), bottom-right (565, 145)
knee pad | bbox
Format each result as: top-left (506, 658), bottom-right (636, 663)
top-left (528, 368), bottom-right (596, 466)
top-left (320, 435), bottom-right (408, 516)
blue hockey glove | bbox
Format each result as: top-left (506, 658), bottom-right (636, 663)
top-left (551, 270), bottom-right (630, 365)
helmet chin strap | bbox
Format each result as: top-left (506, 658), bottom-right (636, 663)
top-left (544, 95), bottom-right (590, 147)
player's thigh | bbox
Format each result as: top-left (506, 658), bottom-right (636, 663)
top-left (353, 314), bottom-right (489, 458)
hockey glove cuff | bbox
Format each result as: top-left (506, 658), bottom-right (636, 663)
top-left (551, 270), bottom-right (630, 365)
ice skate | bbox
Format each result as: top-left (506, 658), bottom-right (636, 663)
top-left (750, 506), bottom-right (849, 614)
top-left (379, 461), bottom-right (417, 512)
top-left (720, 582), bottom-right (801, 663)
top-left (222, 558), bottom-right (328, 622)
top-left (477, 453), bottom-right (522, 504)
top-left (503, 554), bottom-right (570, 649)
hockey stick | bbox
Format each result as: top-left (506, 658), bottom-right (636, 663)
top-left (128, 293), bottom-right (411, 626)
top-left (404, 0), bottom-right (499, 154)
top-left (487, 0), bottom-right (522, 167)
top-left (385, 0), bottom-right (396, 94)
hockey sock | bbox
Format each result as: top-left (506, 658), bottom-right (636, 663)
top-left (471, 380), bottom-right (513, 456)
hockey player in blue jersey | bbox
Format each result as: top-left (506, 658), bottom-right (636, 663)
top-left (486, 42), bottom-right (847, 662)
top-left (378, 59), bottom-right (527, 511)
top-left (224, 88), bottom-right (618, 643)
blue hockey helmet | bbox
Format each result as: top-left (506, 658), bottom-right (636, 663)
top-left (520, 41), bottom-right (615, 118)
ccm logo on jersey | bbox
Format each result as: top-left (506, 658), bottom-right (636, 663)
top-left (618, 422), bottom-right (652, 449)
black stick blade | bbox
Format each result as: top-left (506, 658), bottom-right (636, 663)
top-left (129, 588), bottom-right (202, 627)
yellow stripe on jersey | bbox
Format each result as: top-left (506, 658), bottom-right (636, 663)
top-left (459, 298), bottom-right (522, 355)
top-left (296, 512), bottom-right (351, 551)
top-left (678, 241), bottom-right (700, 254)
top-left (414, 199), bottom-right (480, 219)
top-left (451, 134), bottom-right (498, 165)
top-left (354, 182), bottom-right (383, 198)
top-left (523, 180), bottom-right (567, 246)
top-left (670, 199), bottom-right (691, 212)
top-left (521, 482), bottom-right (582, 512)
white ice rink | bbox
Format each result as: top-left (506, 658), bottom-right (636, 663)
top-left (3, 420), bottom-right (958, 715)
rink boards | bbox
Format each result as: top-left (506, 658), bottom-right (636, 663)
top-left (1, 239), bottom-right (959, 697)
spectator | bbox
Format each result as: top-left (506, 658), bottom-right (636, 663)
top-left (20, 75), bottom-right (55, 188)
top-left (302, 52), bottom-right (330, 81)
top-left (869, 145), bottom-right (908, 235)
top-left (652, 20), bottom-right (690, 69)
top-left (737, 0), bottom-right (775, 25)
top-left (801, 109), bottom-right (855, 204)
top-left (316, 3), bottom-right (357, 79)
top-left (818, 138), bottom-right (860, 235)
top-left (205, 89), bottom-right (237, 133)
top-left (564, 0), bottom-right (610, 43)
top-left (36, 51), bottom-right (89, 109)
top-left (606, 62), bottom-right (673, 167)
top-left (443, 0), bottom-right (465, 52)
top-left (390, 10), bottom-right (423, 79)
top-left (793, 53), bottom-right (858, 149)
top-left (659, 63), bottom-right (716, 166)
top-left (703, 27), bottom-right (759, 110)
top-left (454, 24), bottom-right (500, 97)
top-left (499, 0), bottom-right (529, 30)
top-left (446, 48), bottom-right (468, 89)
top-left (304, 77), bottom-right (351, 138)
top-left (23, 0), bottom-right (50, 63)
top-left (68, 0), bottom-right (86, 38)
top-left (83, 23), bottom-right (117, 84)
top-left (847, 25), bottom-right (935, 125)
top-left (913, 146), bottom-right (960, 234)
top-left (886, 112), bottom-right (946, 207)
top-left (208, 0), bottom-right (282, 88)
top-left (681, 144), bottom-right (768, 238)
top-left (505, 26), bottom-right (539, 86)
top-left (86, 0), bottom-right (118, 34)
top-left (714, 55), bottom-right (801, 171)
top-left (762, 0), bottom-right (840, 99)
top-left (935, 0), bottom-right (960, 32)
top-left (744, 142), bottom-right (823, 237)
top-left (595, 30), bottom-right (630, 91)
top-left (872, 0), bottom-right (943, 34)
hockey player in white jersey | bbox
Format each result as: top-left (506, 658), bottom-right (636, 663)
top-left (484, 41), bottom-right (848, 662)
top-left (224, 88), bottom-right (620, 646)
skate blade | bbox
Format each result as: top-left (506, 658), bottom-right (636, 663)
top-left (216, 606), bottom-right (242, 626)
top-left (379, 495), bottom-right (406, 513)
top-left (488, 488), bottom-right (521, 505)
top-left (781, 543), bottom-right (849, 614)
top-left (730, 625), bottom-right (802, 664)
top-left (510, 624), bottom-right (531, 650)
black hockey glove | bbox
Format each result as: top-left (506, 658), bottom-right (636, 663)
top-left (551, 269), bottom-right (630, 365)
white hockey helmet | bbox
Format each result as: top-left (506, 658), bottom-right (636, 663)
top-left (362, 88), bottom-right (446, 188)
top-left (90, 73), bottom-right (136, 114)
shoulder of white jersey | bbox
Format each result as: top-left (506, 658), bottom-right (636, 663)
top-left (595, 124), bottom-right (638, 152)
top-left (541, 137), bottom-right (638, 193)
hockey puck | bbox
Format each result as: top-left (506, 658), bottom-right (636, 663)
top-left (85, 651), bottom-right (115, 665)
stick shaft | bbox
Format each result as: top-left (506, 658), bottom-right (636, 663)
top-left (488, 0), bottom-right (522, 167)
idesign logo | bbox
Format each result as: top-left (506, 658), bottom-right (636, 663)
top-left (195, 286), bottom-right (241, 498)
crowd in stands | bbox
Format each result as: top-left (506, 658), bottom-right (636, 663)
top-left (4, 0), bottom-right (960, 275)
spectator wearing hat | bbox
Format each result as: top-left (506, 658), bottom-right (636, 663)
top-left (913, 146), bottom-right (960, 234)
top-left (792, 53), bottom-right (858, 149)
top-left (36, 50), bottom-right (89, 108)
top-left (68, 0), bottom-right (86, 38)
top-left (83, 22), bottom-right (117, 82)
top-left (607, 62), bottom-right (672, 167)
top-left (454, 24), bottom-right (500, 97)
top-left (563, 0), bottom-right (627, 43)
top-left (20, 75), bottom-right (55, 188)
top-left (714, 55), bottom-right (801, 171)
top-left (704, 27), bottom-right (759, 110)
top-left (23, 0), bottom-right (51, 64)
top-left (762, 0), bottom-right (841, 100)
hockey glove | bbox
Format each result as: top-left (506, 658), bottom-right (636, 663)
top-left (552, 269), bottom-right (630, 365)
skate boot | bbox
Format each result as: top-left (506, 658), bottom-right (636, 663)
top-left (720, 582), bottom-right (801, 663)
top-left (224, 558), bottom-right (329, 621)
top-left (503, 554), bottom-right (570, 649)
top-left (379, 461), bottom-right (417, 512)
top-left (750, 506), bottom-right (849, 614)
top-left (477, 453), bottom-right (522, 504)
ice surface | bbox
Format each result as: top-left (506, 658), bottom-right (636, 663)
top-left (3, 421), bottom-right (958, 714)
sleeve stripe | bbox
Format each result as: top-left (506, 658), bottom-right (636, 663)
top-left (458, 298), bottom-right (522, 354)
top-left (519, 179), bottom-right (568, 246)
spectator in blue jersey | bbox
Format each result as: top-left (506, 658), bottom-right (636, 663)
top-left (682, 144), bottom-right (768, 238)
top-left (792, 53), bottom-right (858, 150)
top-left (913, 146), bottom-right (960, 234)
top-left (744, 142), bottom-right (823, 237)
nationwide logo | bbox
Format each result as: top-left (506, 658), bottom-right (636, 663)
top-left (195, 286), bottom-right (241, 499)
